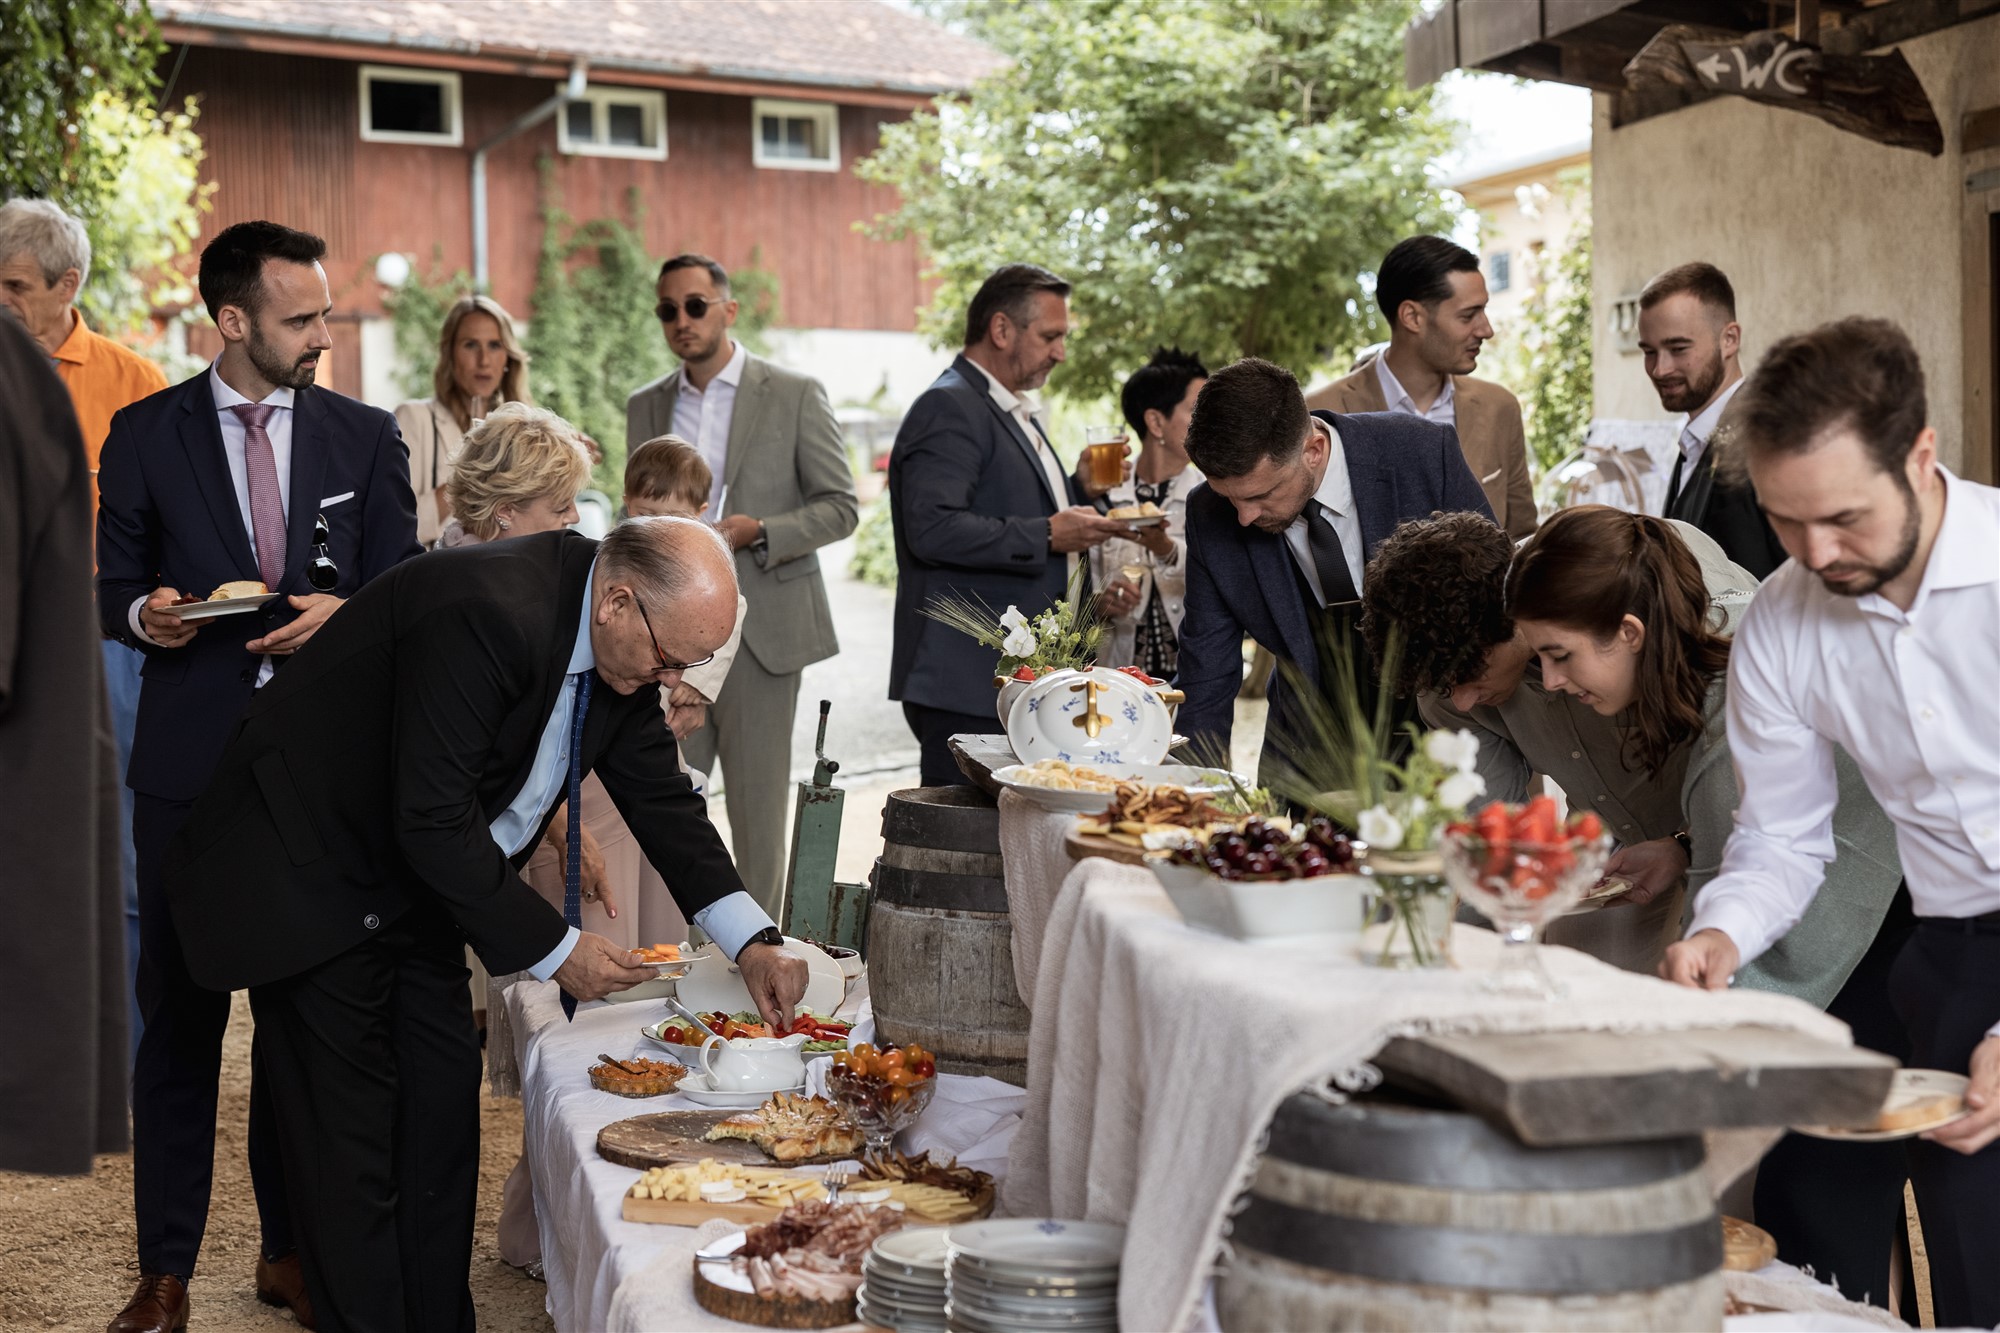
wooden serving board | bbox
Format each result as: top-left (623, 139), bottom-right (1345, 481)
top-left (1064, 828), bottom-right (1150, 865)
top-left (1722, 1216), bottom-right (1777, 1272)
top-left (693, 1254), bottom-right (857, 1329)
top-left (948, 734), bottom-right (1016, 798)
top-left (621, 1193), bottom-right (795, 1227)
top-left (596, 1111), bottom-right (861, 1169)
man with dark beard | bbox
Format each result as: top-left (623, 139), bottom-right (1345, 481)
top-left (1636, 263), bottom-right (1787, 577)
top-left (96, 220), bottom-right (420, 1333)
top-left (1663, 318), bottom-right (2000, 1330)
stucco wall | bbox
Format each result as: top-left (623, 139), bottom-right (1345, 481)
top-left (1591, 19), bottom-right (2000, 476)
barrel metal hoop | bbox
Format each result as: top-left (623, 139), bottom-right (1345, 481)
top-left (870, 859), bottom-right (1012, 915)
top-left (880, 787), bottom-right (1001, 855)
top-left (1264, 1096), bottom-right (1706, 1189)
top-left (1231, 1195), bottom-right (1722, 1295)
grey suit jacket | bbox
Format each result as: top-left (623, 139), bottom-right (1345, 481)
top-left (627, 352), bottom-right (858, 676)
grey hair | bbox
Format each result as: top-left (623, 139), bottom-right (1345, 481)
top-left (598, 515), bottom-right (737, 609)
top-left (0, 198), bottom-right (91, 291)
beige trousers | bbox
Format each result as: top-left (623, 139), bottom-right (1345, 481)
top-left (678, 650), bottom-right (802, 921)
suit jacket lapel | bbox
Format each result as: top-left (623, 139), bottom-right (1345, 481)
top-left (1333, 415), bottom-right (1400, 555)
top-left (652, 375), bottom-right (681, 442)
top-left (723, 357), bottom-right (768, 492)
top-left (178, 377), bottom-right (260, 578)
top-left (283, 389), bottom-right (330, 593)
top-left (1251, 533), bottom-right (1318, 678)
top-left (1344, 365), bottom-right (1388, 414)
top-left (956, 357), bottom-right (1058, 511)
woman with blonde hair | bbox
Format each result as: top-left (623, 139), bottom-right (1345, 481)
top-left (393, 293), bottom-right (532, 546)
top-left (439, 400), bottom-right (588, 546)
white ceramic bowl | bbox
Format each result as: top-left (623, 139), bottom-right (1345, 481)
top-left (1149, 860), bottom-right (1367, 948)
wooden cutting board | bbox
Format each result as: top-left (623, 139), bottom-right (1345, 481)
top-left (693, 1247), bottom-right (857, 1329)
top-left (596, 1111), bottom-right (860, 1170)
top-left (1064, 828), bottom-right (1150, 865)
top-left (622, 1193), bottom-right (796, 1227)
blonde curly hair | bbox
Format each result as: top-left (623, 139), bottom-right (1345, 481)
top-left (445, 403), bottom-right (591, 541)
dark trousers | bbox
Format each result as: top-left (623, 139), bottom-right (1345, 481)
top-left (904, 702), bottom-right (996, 788)
top-left (131, 792), bottom-right (292, 1280)
top-left (1753, 885), bottom-right (1916, 1309)
top-left (1888, 916), bottom-right (2000, 1330)
top-left (250, 908), bottom-right (480, 1333)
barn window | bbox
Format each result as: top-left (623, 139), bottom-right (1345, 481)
top-left (752, 99), bottom-right (839, 172)
top-left (558, 86), bottom-right (668, 160)
top-left (359, 66), bottom-right (462, 146)
top-left (1488, 250), bottom-right (1512, 293)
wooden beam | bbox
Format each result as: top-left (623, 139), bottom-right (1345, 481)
top-left (1796, 0), bottom-right (1823, 41)
top-left (1403, 3), bottom-right (1459, 90)
top-left (1457, 0), bottom-right (1548, 66)
top-left (1376, 1027), bottom-right (1897, 1147)
top-left (1545, 0), bottom-right (1641, 37)
top-left (1821, 0), bottom-right (2000, 53)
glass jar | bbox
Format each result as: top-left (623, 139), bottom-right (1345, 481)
top-left (1360, 848), bottom-right (1456, 969)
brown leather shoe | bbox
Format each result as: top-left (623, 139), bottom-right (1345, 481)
top-left (255, 1252), bottom-right (317, 1329)
top-left (107, 1273), bottom-right (189, 1333)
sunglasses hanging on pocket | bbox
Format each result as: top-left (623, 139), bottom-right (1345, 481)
top-left (307, 512), bottom-right (340, 593)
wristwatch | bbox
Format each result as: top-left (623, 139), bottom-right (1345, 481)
top-left (742, 926), bottom-right (785, 952)
top-left (1670, 829), bottom-right (1693, 861)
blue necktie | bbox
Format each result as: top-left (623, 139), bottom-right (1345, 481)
top-left (559, 669), bottom-right (593, 1020)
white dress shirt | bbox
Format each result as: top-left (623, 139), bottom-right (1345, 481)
top-left (1688, 469), bottom-right (2000, 1036)
top-left (1676, 376), bottom-right (1744, 476)
top-left (966, 358), bottom-right (1076, 578)
top-left (1374, 354), bottom-right (1456, 426)
top-left (1282, 418), bottom-right (1366, 604)
top-left (128, 362), bottom-right (296, 685)
top-left (498, 559), bottom-right (777, 981)
top-left (670, 340), bottom-right (748, 512)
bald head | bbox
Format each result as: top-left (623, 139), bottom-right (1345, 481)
top-left (588, 516), bottom-right (739, 693)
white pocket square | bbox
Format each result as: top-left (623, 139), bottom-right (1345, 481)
top-left (319, 491), bottom-right (356, 506)
top-left (1480, 469), bottom-right (1502, 484)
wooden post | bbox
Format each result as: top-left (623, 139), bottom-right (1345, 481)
top-left (1795, 0), bottom-right (1820, 44)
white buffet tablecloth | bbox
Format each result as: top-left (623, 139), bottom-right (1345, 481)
top-left (503, 979), bottom-right (1024, 1332)
top-left (999, 853), bottom-right (1863, 1333)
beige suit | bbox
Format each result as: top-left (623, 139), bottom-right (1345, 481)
top-left (1306, 361), bottom-right (1536, 539)
top-left (625, 354), bottom-right (858, 917)
top-left (392, 398), bottom-right (466, 548)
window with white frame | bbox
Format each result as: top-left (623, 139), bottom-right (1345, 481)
top-left (752, 99), bottom-right (840, 172)
top-left (558, 86), bottom-right (668, 160)
top-left (359, 65), bottom-right (462, 145)
top-left (1487, 250), bottom-right (1512, 293)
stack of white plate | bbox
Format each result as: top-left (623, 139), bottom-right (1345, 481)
top-left (943, 1219), bottom-right (1125, 1333)
top-left (859, 1225), bottom-right (950, 1332)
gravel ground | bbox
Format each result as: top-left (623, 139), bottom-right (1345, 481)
top-left (0, 992), bottom-right (552, 1333)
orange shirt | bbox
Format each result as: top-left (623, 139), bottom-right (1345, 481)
top-left (50, 311), bottom-right (169, 526)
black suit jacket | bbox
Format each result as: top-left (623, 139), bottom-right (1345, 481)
top-left (1175, 410), bottom-right (1496, 770)
top-left (161, 531), bottom-right (745, 992)
top-left (888, 354), bottom-right (1090, 717)
top-left (1663, 447), bottom-right (1788, 581)
top-left (96, 372), bottom-right (421, 800)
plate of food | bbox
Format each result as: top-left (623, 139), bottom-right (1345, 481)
top-left (993, 759), bottom-right (1239, 813)
top-left (1795, 1068), bottom-right (1970, 1141)
top-left (1071, 779), bottom-right (1237, 860)
top-left (604, 935), bottom-right (845, 1010)
top-left (163, 580), bottom-right (279, 620)
top-left (692, 1202), bottom-right (908, 1327)
top-left (1564, 874), bottom-right (1638, 914)
top-left (633, 941), bottom-right (698, 979)
top-left (588, 1056), bottom-right (690, 1098)
top-left (1107, 501), bottom-right (1167, 527)
top-left (644, 1011), bottom-right (853, 1066)
top-left (702, 1091), bottom-right (864, 1158)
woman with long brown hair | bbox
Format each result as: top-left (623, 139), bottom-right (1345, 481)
top-left (1506, 505), bottom-right (1900, 1002)
top-left (393, 294), bottom-right (533, 546)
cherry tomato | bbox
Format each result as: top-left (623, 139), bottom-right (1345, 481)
top-left (880, 1050), bottom-right (906, 1069)
top-left (851, 1043), bottom-right (875, 1060)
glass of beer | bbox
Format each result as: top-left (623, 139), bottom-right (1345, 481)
top-left (1083, 425), bottom-right (1127, 491)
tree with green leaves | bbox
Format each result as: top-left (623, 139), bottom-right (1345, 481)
top-left (862, 0), bottom-right (1456, 401)
top-left (1486, 169), bottom-right (1593, 477)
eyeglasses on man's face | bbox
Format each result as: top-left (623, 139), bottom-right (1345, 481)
top-left (631, 594), bottom-right (716, 675)
top-left (654, 296), bottom-right (717, 324)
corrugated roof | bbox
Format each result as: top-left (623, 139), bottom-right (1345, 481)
top-left (153, 0), bottom-right (1005, 97)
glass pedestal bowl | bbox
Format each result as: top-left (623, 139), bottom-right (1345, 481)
top-left (826, 1063), bottom-right (938, 1153)
top-left (1440, 828), bottom-right (1611, 998)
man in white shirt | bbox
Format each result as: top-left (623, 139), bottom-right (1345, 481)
top-left (888, 263), bottom-right (1130, 784)
top-left (1305, 236), bottom-right (1536, 539)
top-left (1637, 263), bottom-right (1787, 577)
top-left (624, 255), bottom-right (858, 916)
top-left (1663, 317), bottom-right (2000, 1330)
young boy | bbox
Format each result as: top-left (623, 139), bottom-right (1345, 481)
top-left (624, 435), bottom-right (746, 745)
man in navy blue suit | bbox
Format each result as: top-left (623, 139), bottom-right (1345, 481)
top-left (1175, 357), bottom-right (1495, 778)
top-left (888, 263), bottom-right (1130, 784)
top-left (96, 220), bottom-right (420, 1333)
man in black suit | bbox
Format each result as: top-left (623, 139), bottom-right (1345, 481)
top-left (1174, 357), bottom-right (1494, 777)
top-left (888, 263), bottom-right (1130, 784)
top-left (97, 221), bottom-right (422, 1333)
top-left (164, 518), bottom-right (810, 1331)
top-left (1636, 262), bottom-right (1787, 578)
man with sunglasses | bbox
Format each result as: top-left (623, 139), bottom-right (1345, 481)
top-left (625, 254), bottom-right (857, 919)
top-left (161, 516), bottom-right (806, 1331)
top-left (96, 221), bottom-right (421, 1333)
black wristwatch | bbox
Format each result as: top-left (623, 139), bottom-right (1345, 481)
top-left (742, 926), bottom-right (785, 954)
top-left (1671, 829), bottom-right (1693, 861)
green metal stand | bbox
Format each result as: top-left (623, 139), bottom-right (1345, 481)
top-left (781, 699), bottom-right (871, 955)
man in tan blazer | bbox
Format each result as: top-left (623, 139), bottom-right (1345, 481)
top-left (1306, 236), bottom-right (1535, 539)
top-left (626, 254), bottom-right (858, 918)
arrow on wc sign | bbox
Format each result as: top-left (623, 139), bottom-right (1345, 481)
top-left (1685, 34), bottom-right (1816, 98)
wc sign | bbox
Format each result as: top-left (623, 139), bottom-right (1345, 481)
top-left (1681, 33), bottom-right (1817, 100)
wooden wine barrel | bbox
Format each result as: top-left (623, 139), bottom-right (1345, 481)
top-left (866, 786), bottom-right (1029, 1086)
top-left (1218, 1091), bottom-right (1725, 1332)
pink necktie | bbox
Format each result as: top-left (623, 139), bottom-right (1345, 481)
top-left (230, 402), bottom-right (287, 588)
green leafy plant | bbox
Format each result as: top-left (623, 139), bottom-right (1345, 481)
top-left (379, 249), bottom-right (470, 402)
top-left (72, 93), bottom-right (212, 339)
top-left (922, 563), bottom-right (1103, 676)
top-left (848, 498), bottom-right (899, 588)
top-left (1489, 168), bottom-right (1593, 477)
top-left (859, 0), bottom-right (1456, 403)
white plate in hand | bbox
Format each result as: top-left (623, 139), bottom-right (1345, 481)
top-left (1795, 1069), bottom-right (1970, 1141)
top-left (601, 935), bottom-right (843, 1011)
top-left (163, 592), bottom-right (278, 620)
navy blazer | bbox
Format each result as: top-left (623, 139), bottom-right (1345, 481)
top-left (96, 372), bottom-right (421, 801)
top-left (1176, 410), bottom-right (1496, 771)
top-left (888, 354), bottom-right (1089, 717)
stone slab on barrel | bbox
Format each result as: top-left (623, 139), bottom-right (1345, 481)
top-left (1375, 1026), bottom-right (1897, 1146)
